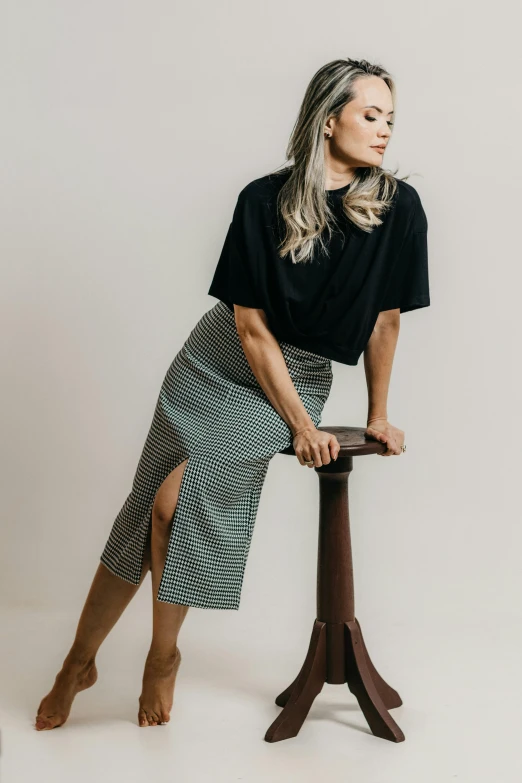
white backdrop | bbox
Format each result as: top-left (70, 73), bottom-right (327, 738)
top-left (1, 1), bottom-right (521, 780)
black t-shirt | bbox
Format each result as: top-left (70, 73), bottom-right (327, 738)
top-left (207, 169), bottom-right (430, 365)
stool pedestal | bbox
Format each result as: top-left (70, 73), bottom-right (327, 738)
top-left (265, 426), bottom-right (405, 744)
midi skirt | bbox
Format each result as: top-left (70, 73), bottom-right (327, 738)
top-left (99, 300), bottom-right (333, 610)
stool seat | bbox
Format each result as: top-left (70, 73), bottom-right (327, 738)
top-left (265, 423), bottom-right (404, 745)
top-left (279, 425), bottom-right (386, 458)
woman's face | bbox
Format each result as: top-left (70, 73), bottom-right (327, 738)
top-left (325, 76), bottom-right (394, 169)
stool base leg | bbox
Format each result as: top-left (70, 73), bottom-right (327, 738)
top-left (265, 617), bottom-right (404, 743)
top-left (264, 620), bottom-right (327, 743)
top-left (353, 618), bottom-right (402, 710)
top-left (345, 621), bottom-right (405, 743)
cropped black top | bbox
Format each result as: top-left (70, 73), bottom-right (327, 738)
top-left (208, 169), bottom-right (430, 365)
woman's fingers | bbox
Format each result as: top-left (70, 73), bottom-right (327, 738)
top-left (308, 444), bottom-right (316, 468)
top-left (295, 450), bottom-right (307, 467)
top-left (293, 431), bottom-right (341, 468)
top-left (366, 423), bottom-right (404, 458)
top-left (309, 443), bottom-right (330, 467)
top-left (380, 435), bottom-right (400, 456)
top-left (295, 443), bottom-right (313, 467)
top-left (311, 441), bottom-right (335, 467)
top-left (329, 436), bottom-right (340, 461)
top-left (320, 442), bottom-right (332, 464)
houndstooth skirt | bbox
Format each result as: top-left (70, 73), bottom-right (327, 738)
top-left (99, 300), bottom-right (333, 610)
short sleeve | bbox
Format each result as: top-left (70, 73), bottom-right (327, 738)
top-left (379, 192), bottom-right (430, 313)
top-left (207, 187), bottom-right (264, 309)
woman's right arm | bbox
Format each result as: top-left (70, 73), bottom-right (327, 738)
top-left (233, 305), bottom-right (339, 467)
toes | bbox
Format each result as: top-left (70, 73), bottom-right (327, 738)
top-left (35, 716), bottom-right (60, 730)
top-left (138, 709), bottom-right (161, 727)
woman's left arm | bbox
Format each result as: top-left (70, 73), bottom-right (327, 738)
top-left (363, 310), bottom-right (404, 457)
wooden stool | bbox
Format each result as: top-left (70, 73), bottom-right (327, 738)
top-left (265, 426), bottom-right (405, 744)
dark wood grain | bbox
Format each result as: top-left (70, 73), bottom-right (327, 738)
top-left (264, 426), bottom-right (404, 743)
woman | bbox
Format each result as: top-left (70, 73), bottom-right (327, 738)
top-left (35, 57), bottom-right (430, 730)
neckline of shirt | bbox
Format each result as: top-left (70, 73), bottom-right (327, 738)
top-left (274, 169), bottom-right (352, 196)
top-left (326, 182), bottom-right (352, 196)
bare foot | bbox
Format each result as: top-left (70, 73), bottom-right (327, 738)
top-left (138, 646), bottom-right (182, 726)
top-left (34, 654), bottom-right (98, 730)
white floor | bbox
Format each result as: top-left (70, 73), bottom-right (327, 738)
top-left (0, 605), bottom-right (520, 783)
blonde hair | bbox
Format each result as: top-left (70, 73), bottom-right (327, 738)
top-left (270, 57), bottom-right (407, 264)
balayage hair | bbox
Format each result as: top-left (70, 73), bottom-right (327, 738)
top-left (270, 57), bottom-right (409, 264)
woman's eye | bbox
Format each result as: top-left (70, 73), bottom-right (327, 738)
top-left (365, 116), bottom-right (394, 128)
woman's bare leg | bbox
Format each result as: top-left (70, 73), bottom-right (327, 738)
top-left (35, 532), bottom-right (152, 730)
top-left (138, 458), bottom-right (190, 727)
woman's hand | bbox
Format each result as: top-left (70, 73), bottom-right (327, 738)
top-left (365, 417), bottom-right (404, 456)
top-left (292, 427), bottom-right (340, 468)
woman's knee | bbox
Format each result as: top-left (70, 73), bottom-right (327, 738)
top-left (151, 458), bottom-right (189, 533)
